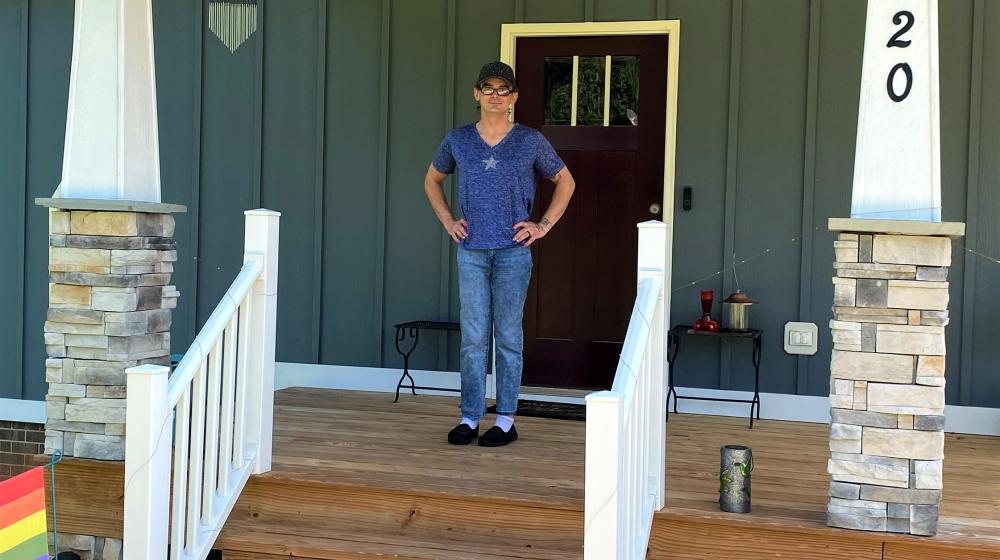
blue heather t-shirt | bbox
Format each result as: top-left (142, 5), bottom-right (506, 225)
top-left (432, 123), bottom-right (565, 249)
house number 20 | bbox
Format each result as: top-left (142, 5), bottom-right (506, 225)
top-left (886, 10), bottom-right (914, 102)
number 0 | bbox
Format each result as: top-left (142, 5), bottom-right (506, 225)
top-left (887, 63), bottom-right (913, 102)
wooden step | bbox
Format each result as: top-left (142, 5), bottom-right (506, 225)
top-left (648, 507), bottom-right (1000, 560)
top-left (222, 552), bottom-right (291, 560)
top-left (220, 525), bottom-right (579, 559)
top-left (216, 477), bottom-right (584, 559)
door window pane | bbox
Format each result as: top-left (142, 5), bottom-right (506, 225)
top-left (575, 56), bottom-right (606, 126)
top-left (609, 56), bottom-right (639, 126)
top-left (543, 57), bottom-right (573, 125)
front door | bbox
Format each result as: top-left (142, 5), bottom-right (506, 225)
top-left (517, 35), bottom-right (668, 389)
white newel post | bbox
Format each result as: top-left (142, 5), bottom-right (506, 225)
top-left (584, 393), bottom-right (623, 558)
top-left (123, 364), bottom-right (172, 560)
top-left (243, 209), bottom-right (280, 474)
top-left (637, 221), bottom-right (668, 511)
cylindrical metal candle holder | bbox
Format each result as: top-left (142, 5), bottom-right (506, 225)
top-left (719, 445), bottom-right (753, 513)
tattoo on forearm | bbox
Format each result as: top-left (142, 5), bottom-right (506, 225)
top-left (538, 218), bottom-right (552, 233)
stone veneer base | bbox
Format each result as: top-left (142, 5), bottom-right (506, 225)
top-left (42, 204), bottom-right (184, 460)
top-left (826, 218), bottom-right (964, 537)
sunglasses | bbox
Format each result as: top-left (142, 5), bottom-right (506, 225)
top-left (478, 85), bottom-right (514, 97)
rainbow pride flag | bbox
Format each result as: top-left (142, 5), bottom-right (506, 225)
top-left (0, 467), bottom-right (48, 560)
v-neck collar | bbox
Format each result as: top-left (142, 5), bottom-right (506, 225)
top-left (475, 122), bottom-right (517, 149)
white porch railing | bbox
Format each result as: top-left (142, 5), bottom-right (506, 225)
top-left (124, 209), bottom-right (280, 560)
top-left (584, 221), bottom-right (669, 560)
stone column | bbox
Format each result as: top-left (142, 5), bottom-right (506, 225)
top-left (38, 199), bottom-right (185, 461)
top-left (826, 218), bottom-right (964, 536)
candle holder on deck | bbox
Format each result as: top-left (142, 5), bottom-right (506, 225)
top-left (719, 445), bottom-right (753, 513)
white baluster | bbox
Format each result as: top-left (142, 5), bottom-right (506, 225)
top-left (627, 407), bottom-right (636, 557)
top-left (186, 363), bottom-right (208, 554)
top-left (219, 318), bottom-right (238, 492)
top-left (639, 353), bottom-right (648, 532)
top-left (171, 390), bottom-right (191, 560)
top-left (203, 340), bottom-right (223, 524)
top-left (649, 293), bottom-right (667, 511)
top-left (234, 296), bottom-right (251, 469)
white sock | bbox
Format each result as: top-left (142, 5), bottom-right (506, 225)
top-left (461, 417), bottom-right (479, 429)
top-left (495, 414), bottom-right (515, 433)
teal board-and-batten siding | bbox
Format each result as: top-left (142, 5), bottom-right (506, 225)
top-left (1, 0), bottom-right (998, 407)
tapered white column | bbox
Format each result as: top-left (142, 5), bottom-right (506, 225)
top-left (851, 0), bottom-right (940, 221)
top-left (59, 0), bottom-right (161, 202)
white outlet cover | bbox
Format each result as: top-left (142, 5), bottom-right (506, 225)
top-left (784, 322), bottom-right (819, 355)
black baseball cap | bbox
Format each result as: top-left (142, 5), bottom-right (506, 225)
top-left (476, 61), bottom-right (516, 90)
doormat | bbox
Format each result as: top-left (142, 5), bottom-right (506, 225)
top-left (487, 400), bottom-right (586, 422)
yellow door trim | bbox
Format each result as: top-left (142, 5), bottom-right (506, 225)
top-left (602, 55), bottom-right (612, 128)
top-left (570, 55), bottom-right (580, 126)
top-left (500, 20), bottom-right (681, 227)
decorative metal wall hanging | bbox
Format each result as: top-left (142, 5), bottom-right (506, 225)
top-left (208, 0), bottom-right (259, 54)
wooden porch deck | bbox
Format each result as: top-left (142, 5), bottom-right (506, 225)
top-left (216, 388), bottom-right (1000, 559)
top-left (43, 387), bottom-right (1000, 558)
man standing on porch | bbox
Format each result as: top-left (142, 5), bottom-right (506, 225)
top-left (424, 61), bottom-right (575, 447)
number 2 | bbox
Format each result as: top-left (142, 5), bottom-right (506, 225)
top-left (887, 10), bottom-right (914, 48)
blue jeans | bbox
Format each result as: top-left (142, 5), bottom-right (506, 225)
top-left (457, 245), bottom-right (533, 420)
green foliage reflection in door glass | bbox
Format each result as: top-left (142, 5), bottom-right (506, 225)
top-left (543, 57), bottom-right (572, 125)
top-left (575, 56), bottom-right (606, 126)
top-left (610, 56), bottom-right (639, 126)
top-left (543, 54), bottom-right (639, 127)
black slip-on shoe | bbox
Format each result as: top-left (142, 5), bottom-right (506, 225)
top-left (478, 425), bottom-right (518, 447)
top-left (448, 423), bottom-right (478, 445)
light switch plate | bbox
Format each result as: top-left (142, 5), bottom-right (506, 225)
top-left (784, 322), bottom-right (819, 355)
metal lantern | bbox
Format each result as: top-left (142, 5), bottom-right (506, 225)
top-left (721, 290), bottom-right (755, 331)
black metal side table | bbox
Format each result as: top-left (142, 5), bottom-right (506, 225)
top-left (667, 326), bottom-right (763, 428)
top-left (393, 320), bottom-right (461, 403)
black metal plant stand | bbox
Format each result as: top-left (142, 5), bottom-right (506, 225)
top-left (666, 326), bottom-right (763, 428)
top-left (393, 320), bottom-right (461, 402)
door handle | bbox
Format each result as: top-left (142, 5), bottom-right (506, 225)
top-left (649, 203), bottom-right (661, 215)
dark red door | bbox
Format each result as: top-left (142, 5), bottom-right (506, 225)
top-left (517, 35), bottom-right (668, 389)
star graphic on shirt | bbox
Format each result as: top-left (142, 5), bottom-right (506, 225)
top-left (482, 155), bottom-right (499, 170)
